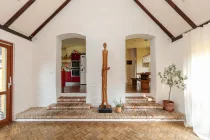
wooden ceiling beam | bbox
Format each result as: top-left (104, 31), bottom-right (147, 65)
top-left (172, 35), bottom-right (183, 42)
top-left (0, 24), bottom-right (32, 41)
top-left (30, 0), bottom-right (71, 38)
top-left (4, 0), bottom-right (36, 27)
top-left (165, 0), bottom-right (196, 29)
top-left (198, 19), bottom-right (210, 28)
top-left (134, 0), bottom-right (174, 39)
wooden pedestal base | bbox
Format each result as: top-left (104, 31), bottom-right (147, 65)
top-left (98, 105), bottom-right (112, 113)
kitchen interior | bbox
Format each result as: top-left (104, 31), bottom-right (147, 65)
top-left (61, 38), bottom-right (86, 93)
top-left (126, 38), bottom-right (151, 93)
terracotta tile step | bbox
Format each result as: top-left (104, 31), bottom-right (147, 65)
top-left (47, 103), bottom-right (91, 110)
top-left (16, 107), bottom-right (185, 120)
top-left (57, 96), bottom-right (86, 103)
top-left (124, 103), bottom-right (163, 109)
top-left (125, 96), bottom-right (155, 103)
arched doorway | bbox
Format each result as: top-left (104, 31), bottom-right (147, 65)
top-left (56, 33), bottom-right (87, 97)
top-left (125, 34), bottom-right (156, 97)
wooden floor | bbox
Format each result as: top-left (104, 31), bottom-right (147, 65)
top-left (0, 122), bottom-right (198, 140)
top-left (126, 83), bottom-right (150, 93)
top-left (62, 85), bottom-right (86, 93)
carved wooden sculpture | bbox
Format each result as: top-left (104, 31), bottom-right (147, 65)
top-left (100, 43), bottom-right (111, 109)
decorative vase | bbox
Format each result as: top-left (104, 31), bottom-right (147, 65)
top-left (115, 107), bottom-right (122, 113)
top-left (163, 100), bottom-right (174, 112)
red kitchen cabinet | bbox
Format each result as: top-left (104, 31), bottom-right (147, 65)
top-left (65, 71), bottom-right (71, 82)
top-left (61, 71), bottom-right (80, 85)
top-left (61, 71), bottom-right (65, 87)
top-left (66, 71), bottom-right (80, 82)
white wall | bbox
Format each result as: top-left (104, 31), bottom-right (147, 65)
top-left (1, 0), bottom-right (187, 116)
top-left (155, 37), bottom-right (186, 113)
top-left (0, 0), bottom-right (189, 118)
top-left (32, 0), bottom-right (171, 107)
top-left (0, 30), bottom-right (34, 120)
top-left (169, 38), bottom-right (186, 113)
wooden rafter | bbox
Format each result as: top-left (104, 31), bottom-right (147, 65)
top-left (172, 35), bottom-right (183, 42)
top-left (30, 0), bottom-right (71, 38)
top-left (134, 0), bottom-right (174, 39)
top-left (0, 24), bottom-right (31, 41)
top-left (4, 0), bottom-right (36, 27)
top-left (165, 0), bottom-right (196, 29)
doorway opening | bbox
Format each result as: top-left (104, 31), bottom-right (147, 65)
top-left (61, 38), bottom-right (87, 93)
top-left (0, 40), bottom-right (13, 126)
top-left (125, 38), bottom-right (151, 93)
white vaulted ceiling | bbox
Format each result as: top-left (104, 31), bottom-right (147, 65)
top-left (10, 0), bottom-right (66, 36)
top-left (173, 0), bottom-right (210, 25)
top-left (136, 0), bottom-right (210, 39)
top-left (0, 0), bottom-right (210, 41)
top-left (139, 0), bottom-right (191, 37)
top-left (0, 0), bottom-right (67, 39)
top-left (0, 0), bottom-right (28, 25)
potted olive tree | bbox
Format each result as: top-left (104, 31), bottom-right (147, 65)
top-left (114, 99), bottom-right (123, 113)
top-left (158, 64), bottom-right (187, 112)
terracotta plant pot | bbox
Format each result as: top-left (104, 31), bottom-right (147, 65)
top-left (163, 100), bottom-right (174, 112)
top-left (115, 107), bottom-right (122, 113)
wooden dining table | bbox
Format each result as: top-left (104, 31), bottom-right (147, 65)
top-left (136, 72), bottom-right (151, 93)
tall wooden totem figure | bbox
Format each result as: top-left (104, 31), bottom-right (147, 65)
top-left (99, 43), bottom-right (111, 109)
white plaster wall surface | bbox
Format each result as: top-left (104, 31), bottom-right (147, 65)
top-left (168, 39), bottom-right (185, 113)
top-left (0, 30), bottom-right (34, 119)
top-left (156, 38), bottom-right (186, 113)
top-left (31, 0), bottom-right (171, 107)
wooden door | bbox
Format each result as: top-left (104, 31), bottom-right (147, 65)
top-left (0, 40), bottom-right (13, 126)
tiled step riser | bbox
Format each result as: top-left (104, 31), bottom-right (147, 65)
top-left (16, 107), bottom-right (185, 121)
top-left (124, 97), bottom-right (163, 110)
top-left (47, 107), bottom-right (90, 110)
top-left (124, 106), bottom-right (163, 109)
top-left (125, 109), bottom-right (157, 111)
top-left (47, 103), bottom-right (91, 110)
top-left (57, 100), bottom-right (86, 103)
top-left (125, 97), bottom-right (155, 104)
top-left (126, 100), bottom-right (155, 104)
top-left (57, 96), bottom-right (86, 103)
top-left (57, 102), bottom-right (86, 104)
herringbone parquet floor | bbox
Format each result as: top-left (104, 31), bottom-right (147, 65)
top-left (0, 122), bottom-right (198, 140)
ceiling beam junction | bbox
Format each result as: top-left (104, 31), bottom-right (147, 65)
top-left (165, 0), bottom-right (196, 29)
top-left (172, 19), bottom-right (210, 42)
top-left (30, 0), bottom-right (72, 38)
top-left (4, 0), bottom-right (36, 27)
top-left (0, 24), bottom-right (32, 41)
top-left (0, 0), bottom-right (36, 41)
top-left (134, 0), bottom-right (174, 39)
